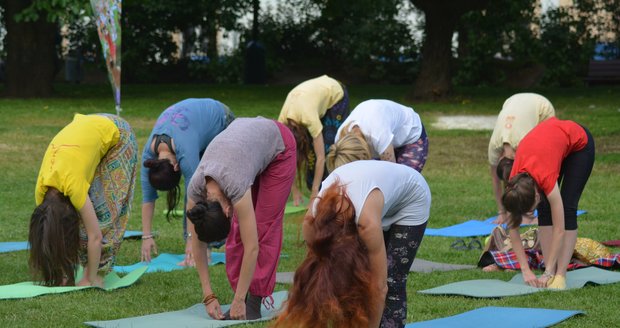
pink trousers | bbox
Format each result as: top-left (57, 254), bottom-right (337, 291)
top-left (225, 121), bottom-right (296, 297)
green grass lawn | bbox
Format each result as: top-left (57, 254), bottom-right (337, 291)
top-left (0, 83), bottom-right (619, 327)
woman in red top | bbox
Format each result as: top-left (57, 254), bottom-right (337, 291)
top-left (501, 117), bottom-right (594, 289)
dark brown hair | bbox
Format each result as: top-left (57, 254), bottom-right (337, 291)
top-left (496, 157), bottom-right (515, 182)
top-left (273, 182), bottom-right (379, 328)
top-left (144, 158), bottom-right (181, 221)
top-left (284, 119), bottom-right (312, 188)
top-left (186, 201), bottom-right (230, 243)
top-left (28, 188), bottom-right (80, 286)
top-left (501, 172), bottom-right (537, 229)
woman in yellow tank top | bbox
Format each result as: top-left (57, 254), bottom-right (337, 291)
top-left (30, 113), bottom-right (138, 287)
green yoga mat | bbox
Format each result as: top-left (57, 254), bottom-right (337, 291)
top-left (419, 267), bottom-right (620, 298)
top-left (164, 198), bottom-right (308, 217)
top-left (0, 266), bottom-right (148, 300)
top-left (85, 290), bottom-right (288, 328)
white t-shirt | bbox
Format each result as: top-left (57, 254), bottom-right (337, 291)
top-left (315, 160), bottom-right (431, 229)
top-left (335, 99), bottom-right (422, 157)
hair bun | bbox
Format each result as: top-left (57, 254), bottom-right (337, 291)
top-left (143, 159), bottom-right (157, 168)
top-left (187, 202), bottom-right (208, 224)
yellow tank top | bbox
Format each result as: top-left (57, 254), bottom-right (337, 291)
top-left (35, 114), bottom-right (120, 209)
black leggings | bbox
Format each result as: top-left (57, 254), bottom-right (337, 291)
top-left (537, 126), bottom-right (595, 230)
top-left (380, 222), bottom-right (427, 328)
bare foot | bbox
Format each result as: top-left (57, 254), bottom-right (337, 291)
top-left (482, 264), bottom-right (501, 272)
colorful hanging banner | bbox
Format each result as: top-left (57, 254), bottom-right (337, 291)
top-left (90, 0), bottom-right (122, 116)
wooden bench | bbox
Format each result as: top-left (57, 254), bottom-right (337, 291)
top-left (584, 59), bottom-right (620, 85)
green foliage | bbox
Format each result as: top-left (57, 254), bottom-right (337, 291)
top-left (538, 7), bottom-right (595, 86)
top-left (14, 0), bottom-right (86, 23)
top-left (311, 0), bottom-right (420, 82)
top-left (186, 54), bottom-right (245, 83)
top-left (455, 0), bottom-right (620, 87)
top-left (119, 0), bottom-right (252, 82)
top-left (454, 0), bottom-right (539, 86)
top-left (537, 0), bottom-right (620, 86)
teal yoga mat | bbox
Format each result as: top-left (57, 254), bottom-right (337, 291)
top-left (0, 266), bottom-right (148, 300)
top-left (406, 307), bottom-right (583, 328)
top-left (84, 290), bottom-right (288, 328)
top-left (164, 198), bottom-right (308, 217)
top-left (419, 267), bottom-right (620, 298)
top-left (0, 231), bottom-right (144, 254)
top-left (113, 252), bottom-right (226, 273)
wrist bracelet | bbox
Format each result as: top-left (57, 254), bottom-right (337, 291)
top-left (202, 293), bottom-right (217, 305)
top-left (542, 271), bottom-right (555, 279)
top-left (141, 234), bottom-right (154, 240)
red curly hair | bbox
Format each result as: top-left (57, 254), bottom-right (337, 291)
top-left (273, 182), bottom-right (379, 328)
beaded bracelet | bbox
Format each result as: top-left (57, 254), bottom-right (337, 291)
top-left (203, 293), bottom-right (218, 306)
top-left (141, 234), bottom-right (154, 240)
top-left (541, 271), bottom-right (555, 279)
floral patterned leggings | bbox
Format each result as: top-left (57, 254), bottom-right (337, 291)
top-left (395, 125), bottom-right (428, 173)
top-left (381, 222), bottom-right (427, 328)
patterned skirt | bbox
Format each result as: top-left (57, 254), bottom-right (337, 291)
top-left (78, 114), bottom-right (138, 273)
top-left (305, 83), bottom-right (350, 189)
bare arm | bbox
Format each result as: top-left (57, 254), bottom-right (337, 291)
top-left (543, 184), bottom-right (565, 276)
top-left (311, 134), bottom-right (326, 200)
top-left (301, 208), bottom-right (314, 242)
top-left (379, 144), bottom-right (396, 162)
top-left (140, 201), bottom-right (158, 262)
top-left (229, 190), bottom-right (259, 319)
top-left (188, 198), bottom-right (223, 319)
top-left (357, 189), bottom-right (387, 328)
top-left (79, 195), bottom-right (103, 287)
top-left (508, 226), bottom-right (540, 287)
top-left (490, 164), bottom-right (506, 223)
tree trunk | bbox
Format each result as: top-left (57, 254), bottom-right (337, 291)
top-left (411, 8), bottom-right (459, 99)
top-left (4, 0), bottom-right (58, 98)
top-left (205, 6), bottom-right (218, 59)
top-left (409, 0), bottom-right (489, 100)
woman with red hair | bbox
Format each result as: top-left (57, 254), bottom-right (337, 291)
top-left (275, 160), bottom-right (431, 328)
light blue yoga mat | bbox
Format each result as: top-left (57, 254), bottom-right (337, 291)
top-left (419, 266), bottom-right (620, 298)
top-left (84, 290), bottom-right (288, 328)
top-left (122, 230), bottom-right (143, 239)
top-left (113, 252), bottom-right (226, 273)
top-left (425, 210), bottom-right (586, 238)
top-left (0, 241), bottom-right (29, 253)
top-left (0, 231), bottom-right (144, 254)
top-left (0, 267), bottom-right (148, 300)
top-left (406, 307), bottom-right (583, 328)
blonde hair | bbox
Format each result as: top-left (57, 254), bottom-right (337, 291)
top-left (326, 132), bottom-right (372, 173)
